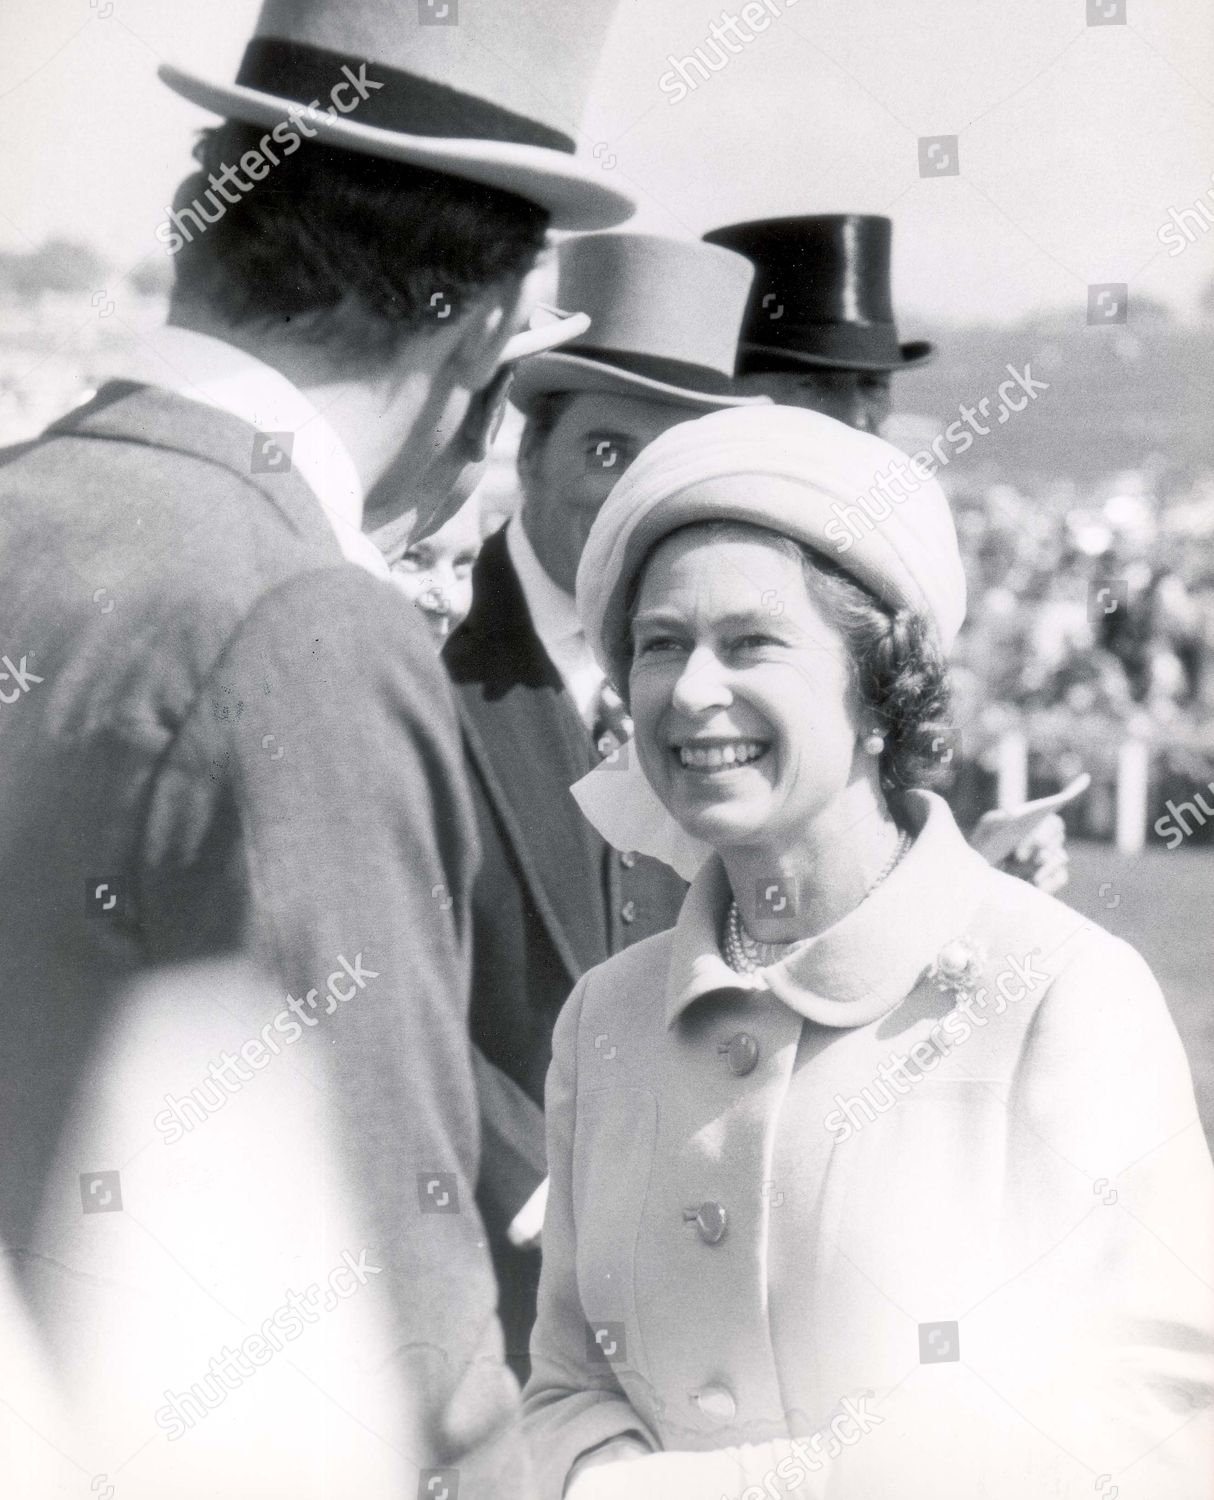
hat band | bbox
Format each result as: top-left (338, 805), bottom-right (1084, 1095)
top-left (571, 346), bottom-right (736, 396)
top-left (742, 320), bottom-right (903, 366)
top-left (237, 36), bottom-right (576, 154)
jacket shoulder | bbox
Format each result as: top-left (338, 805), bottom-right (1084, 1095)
top-left (967, 867), bottom-right (1180, 1081)
top-left (971, 865), bottom-right (1145, 980)
top-left (1, 421), bottom-right (313, 592)
top-left (577, 928), bottom-right (678, 1026)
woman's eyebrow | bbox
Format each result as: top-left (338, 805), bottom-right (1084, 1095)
top-left (631, 607), bottom-right (788, 632)
top-left (713, 609), bottom-right (785, 629)
top-left (631, 607), bottom-right (685, 632)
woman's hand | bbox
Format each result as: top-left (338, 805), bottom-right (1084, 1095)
top-left (564, 1436), bottom-right (652, 1498)
top-left (566, 1442), bottom-right (825, 1500)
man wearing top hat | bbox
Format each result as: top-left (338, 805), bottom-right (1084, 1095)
top-left (706, 213), bottom-right (1079, 885)
top-left (444, 231), bottom-right (766, 1379)
top-left (0, 1), bottom-right (631, 1492)
top-left (704, 213), bottom-right (933, 435)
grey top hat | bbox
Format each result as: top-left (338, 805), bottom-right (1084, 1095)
top-left (510, 233), bottom-right (769, 412)
top-left (159, 0), bottom-right (635, 230)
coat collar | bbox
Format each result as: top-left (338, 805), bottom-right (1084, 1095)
top-left (664, 790), bottom-right (989, 1029)
top-left (121, 326), bottom-right (384, 570)
top-left (505, 517), bottom-right (604, 728)
top-left (446, 529), bottom-right (610, 977)
top-left (47, 381), bottom-right (346, 562)
top-left (447, 525), bottom-right (566, 689)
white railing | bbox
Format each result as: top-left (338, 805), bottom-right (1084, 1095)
top-left (993, 731), bottom-right (1151, 855)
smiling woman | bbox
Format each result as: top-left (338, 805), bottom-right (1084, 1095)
top-left (627, 526), bottom-right (883, 935)
top-left (625, 518), bottom-right (953, 787)
top-left (521, 405), bottom-right (1214, 1500)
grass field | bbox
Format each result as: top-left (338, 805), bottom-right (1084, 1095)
top-left (1061, 843), bottom-right (1214, 1149)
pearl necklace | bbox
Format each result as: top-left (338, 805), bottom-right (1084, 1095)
top-left (723, 829), bottom-right (912, 974)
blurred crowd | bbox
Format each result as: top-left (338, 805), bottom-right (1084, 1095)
top-left (949, 471), bottom-right (1214, 839)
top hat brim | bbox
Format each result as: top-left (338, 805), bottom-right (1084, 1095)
top-left (499, 309), bottom-right (591, 365)
top-left (159, 64), bottom-right (635, 231)
top-left (509, 350), bottom-right (769, 414)
top-left (738, 338), bottom-right (936, 374)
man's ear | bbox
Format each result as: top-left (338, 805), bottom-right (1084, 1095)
top-left (449, 275), bottom-right (528, 393)
top-left (515, 411), bottom-right (544, 491)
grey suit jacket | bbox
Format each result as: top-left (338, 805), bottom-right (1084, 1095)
top-left (0, 382), bottom-right (525, 1493)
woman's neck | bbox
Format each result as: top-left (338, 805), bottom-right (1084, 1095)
top-left (722, 781), bottom-right (904, 944)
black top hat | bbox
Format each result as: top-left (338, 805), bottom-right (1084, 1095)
top-left (703, 215), bottom-right (933, 373)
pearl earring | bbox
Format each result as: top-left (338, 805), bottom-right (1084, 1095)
top-left (863, 730), bottom-right (885, 756)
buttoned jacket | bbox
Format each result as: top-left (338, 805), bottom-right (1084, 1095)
top-left (524, 792), bottom-right (1214, 1500)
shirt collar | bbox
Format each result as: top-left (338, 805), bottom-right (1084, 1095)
top-left (506, 512), bottom-right (583, 649)
top-left (664, 790), bottom-right (989, 1029)
top-left (127, 326), bottom-right (388, 579)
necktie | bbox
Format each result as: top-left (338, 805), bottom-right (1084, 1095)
top-left (591, 679), bottom-right (633, 763)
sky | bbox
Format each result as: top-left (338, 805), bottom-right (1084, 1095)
top-left (1, 0), bottom-right (1212, 328)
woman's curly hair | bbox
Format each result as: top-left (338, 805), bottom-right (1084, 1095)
top-left (617, 520), bottom-right (955, 794)
top-left (797, 543), bottom-right (955, 793)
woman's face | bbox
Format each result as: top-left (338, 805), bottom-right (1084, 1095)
top-left (385, 501), bottom-right (481, 644)
top-left (628, 525), bottom-right (864, 856)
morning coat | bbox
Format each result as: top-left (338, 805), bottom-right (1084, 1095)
top-left (0, 381), bottom-right (524, 1495)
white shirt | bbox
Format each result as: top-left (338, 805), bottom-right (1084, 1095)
top-left (506, 514), bottom-right (604, 728)
top-left (126, 326), bottom-right (390, 580)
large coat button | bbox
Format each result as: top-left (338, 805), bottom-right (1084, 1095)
top-left (694, 1383), bottom-right (737, 1422)
top-left (620, 900), bottom-right (637, 924)
top-left (719, 1032), bottom-right (759, 1076)
top-left (685, 1201), bottom-right (728, 1244)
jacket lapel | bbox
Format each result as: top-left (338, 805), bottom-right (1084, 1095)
top-left (446, 529), bottom-right (609, 979)
top-left (46, 382), bottom-right (343, 559)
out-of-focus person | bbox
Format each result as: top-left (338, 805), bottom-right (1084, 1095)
top-left (383, 492), bottom-right (482, 643)
top-left (0, 0), bottom-right (632, 1491)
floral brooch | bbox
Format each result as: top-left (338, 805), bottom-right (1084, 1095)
top-left (927, 937), bottom-right (986, 1003)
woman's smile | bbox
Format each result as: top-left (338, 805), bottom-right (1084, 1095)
top-left (629, 526), bottom-right (861, 854)
top-left (671, 737), bottom-right (771, 774)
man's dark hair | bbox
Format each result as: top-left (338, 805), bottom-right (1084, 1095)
top-left (170, 121), bottom-right (550, 365)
